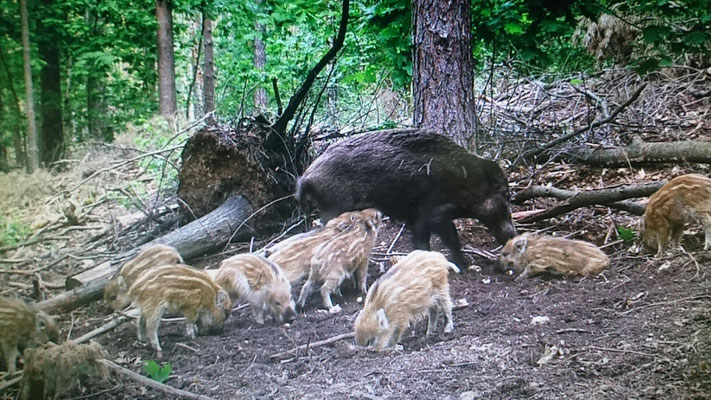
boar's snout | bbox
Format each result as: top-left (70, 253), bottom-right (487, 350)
top-left (491, 219), bottom-right (516, 245)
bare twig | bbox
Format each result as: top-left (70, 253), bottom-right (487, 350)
top-left (269, 332), bottom-right (355, 360)
top-left (97, 359), bottom-right (217, 400)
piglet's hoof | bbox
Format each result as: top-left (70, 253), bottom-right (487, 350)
top-left (328, 305), bottom-right (343, 314)
top-left (155, 350), bottom-right (164, 360)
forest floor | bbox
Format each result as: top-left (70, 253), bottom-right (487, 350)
top-left (2, 69), bottom-right (711, 399)
top-left (2, 152), bottom-right (711, 399)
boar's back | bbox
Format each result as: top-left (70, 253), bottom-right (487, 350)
top-left (297, 129), bottom-right (508, 222)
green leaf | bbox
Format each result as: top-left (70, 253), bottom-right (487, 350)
top-left (617, 226), bottom-right (636, 244)
top-left (504, 22), bottom-right (523, 35)
top-left (144, 360), bottom-right (172, 383)
top-left (569, 78), bottom-right (583, 85)
top-left (642, 26), bottom-right (672, 44)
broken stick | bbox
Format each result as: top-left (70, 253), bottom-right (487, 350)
top-left (97, 359), bottom-right (217, 400)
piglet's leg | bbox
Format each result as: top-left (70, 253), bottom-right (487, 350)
top-left (144, 312), bottom-right (163, 359)
top-left (297, 277), bottom-right (317, 312)
top-left (701, 215), bottom-right (711, 250)
top-left (137, 312), bottom-right (147, 342)
top-left (2, 344), bottom-right (19, 374)
top-left (426, 307), bottom-right (439, 336)
top-left (439, 296), bottom-right (455, 333)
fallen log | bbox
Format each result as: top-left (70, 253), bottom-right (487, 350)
top-left (513, 181), bottom-right (664, 223)
top-left (37, 195), bottom-right (253, 314)
top-left (557, 137), bottom-right (711, 167)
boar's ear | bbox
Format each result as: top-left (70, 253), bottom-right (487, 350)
top-left (514, 236), bottom-right (528, 254)
top-left (375, 309), bottom-right (390, 330)
top-left (117, 276), bottom-right (127, 291)
top-left (216, 289), bottom-right (231, 309)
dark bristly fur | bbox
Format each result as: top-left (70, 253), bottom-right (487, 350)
top-left (296, 129), bottom-right (515, 267)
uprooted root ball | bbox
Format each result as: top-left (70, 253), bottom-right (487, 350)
top-left (21, 341), bottom-right (109, 400)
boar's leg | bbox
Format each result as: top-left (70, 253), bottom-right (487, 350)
top-left (426, 307), bottom-right (439, 336)
top-left (320, 278), bottom-right (344, 314)
top-left (412, 219), bottom-right (432, 251)
top-left (431, 219), bottom-right (468, 268)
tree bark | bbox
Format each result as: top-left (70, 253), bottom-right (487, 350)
top-left (20, 0), bottom-right (39, 172)
top-left (202, 7), bottom-right (215, 124)
top-left (0, 45), bottom-right (27, 168)
top-left (558, 137), bottom-right (711, 167)
top-left (253, 0), bottom-right (267, 112)
top-left (38, 1), bottom-right (64, 164)
top-left (156, 0), bottom-right (177, 119)
top-left (37, 195), bottom-right (254, 314)
top-left (412, 0), bottom-right (475, 150)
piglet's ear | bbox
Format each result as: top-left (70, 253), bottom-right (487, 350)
top-left (375, 308), bottom-right (389, 330)
top-left (514, 236), bottom-right (528, 254)
top-left (117, 276), bottom-right (127, 291)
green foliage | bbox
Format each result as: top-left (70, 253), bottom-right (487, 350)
top-left (0, 215), bottom-right (31, 247)
top-left (617, 225), bottom-right (636, 245)
top-left (143, 360), bottom-right (172, 383)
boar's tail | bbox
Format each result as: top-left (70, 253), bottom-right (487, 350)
top-left (447, 262), bottom-right (461, 274)
top-left (295, 177), bottom-right (312, 209)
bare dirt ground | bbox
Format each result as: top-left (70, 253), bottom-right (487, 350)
top-left (21, 168), bottom-right (709, 400)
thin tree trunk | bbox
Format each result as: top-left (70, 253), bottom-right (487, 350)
top-left (156, 0), bottom-right (177, 119)
top-left (64, 55), bottom-right (73, 139)
top-left (0, 47), bottom-right (26, 167)
top-left (0, 90), bottom-right (8, 171)
top-left (253, 0), bottom-right (267, 112)
top-left (412, 0), bottom-right (476, 150)
top-left (38, 1), bottom-right (64, 164)
top-left (20, 0), bottom-right (39, 172)
top-left (202, 6), bottom-right (215, 124)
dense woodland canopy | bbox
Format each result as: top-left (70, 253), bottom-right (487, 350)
top-left (0, 0), bottom-right (709, 172)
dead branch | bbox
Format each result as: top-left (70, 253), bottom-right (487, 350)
top-left (269, 332), bottom-right (355, 360)
top-left (71, 315), bottom-right (131, 345)
top-left (97, 359), bottom-right (217, 400)
top-left (37, 195), bottom-right (253, 314)
top-left (513, 181), bottom-right (664, 222)
top-left (520, 83), bottom-right (647, 162)
top-left (558, 136), bottom-right (711, 167)
top-left (268, 0), bottom-right (350, 140)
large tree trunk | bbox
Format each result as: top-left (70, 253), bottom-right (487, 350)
top-left (202, 7), bottom-right (215, 123)
top-left (38, 195), bottom-right (254, 313)
top-left (156, 0), bottom-right (177, 118)
top-left (38, 2), bottom-right (64, 165)
top-left (20, 0), bottom-right (39, 172)
top-left (253, 0), bottom-right (267, 112)
top-left (412, 0), bottom-right (476, 150)
top-left (0, 46), bottom-right (27, 168)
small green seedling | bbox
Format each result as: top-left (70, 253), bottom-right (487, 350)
top-left (617, 226), bottom-right (636, 244)
top-left (143, 360), bottom-right (172, 383)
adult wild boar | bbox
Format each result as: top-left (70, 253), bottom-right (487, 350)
top-left (296, 129), bottom-right (516, 267)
